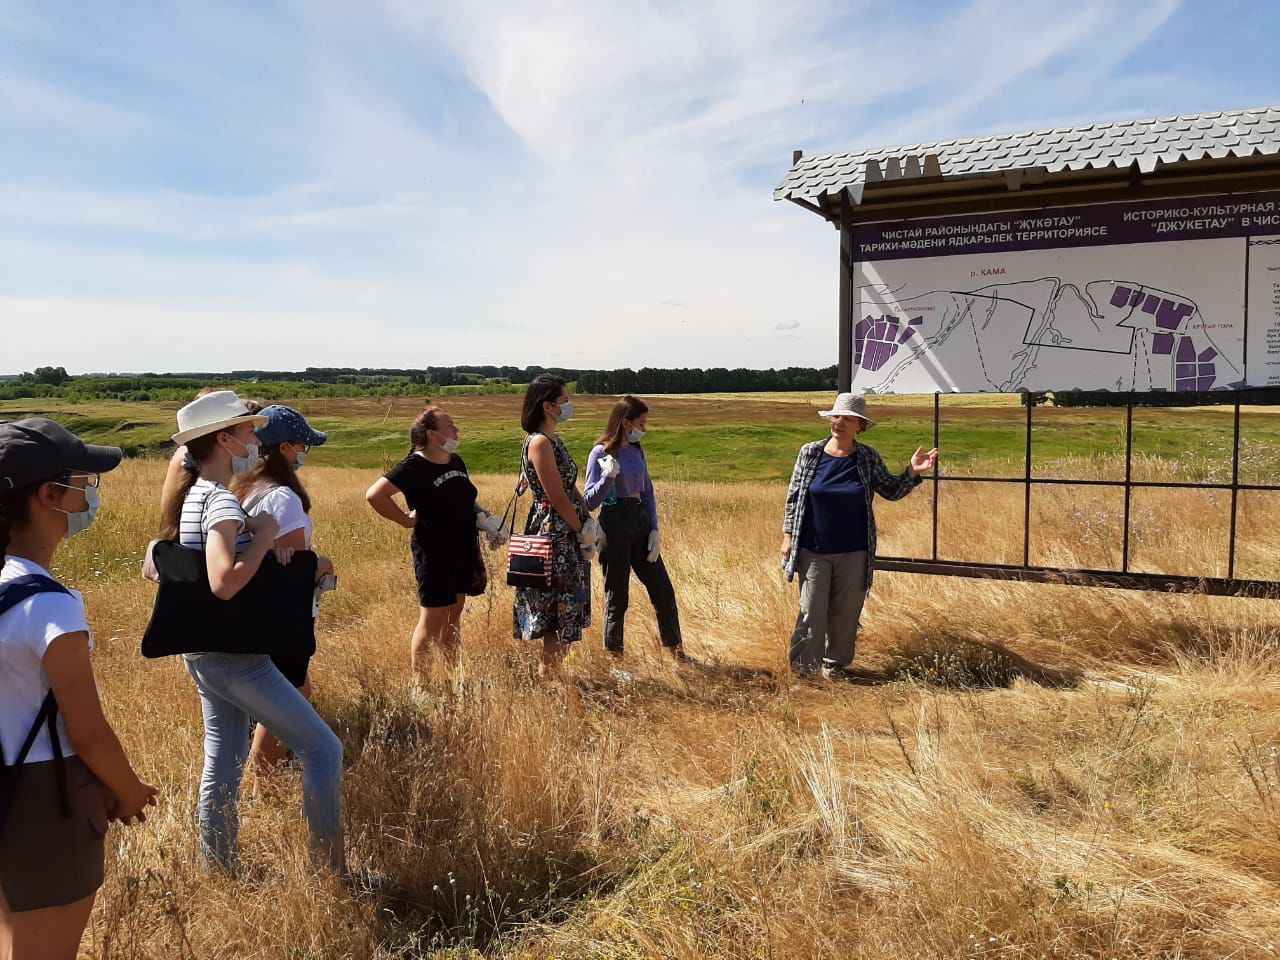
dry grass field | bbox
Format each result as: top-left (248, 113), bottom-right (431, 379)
top-left (36, 444), bottom-right (1280, 958)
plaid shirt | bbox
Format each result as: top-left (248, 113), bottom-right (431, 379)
top-left (782, 439), bottom-right (922, 591)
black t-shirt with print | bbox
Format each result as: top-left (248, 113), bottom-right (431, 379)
top-left (384, 453), bottom-right (478, 559)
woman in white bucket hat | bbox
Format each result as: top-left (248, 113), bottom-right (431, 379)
top-left (157, 391), bottom-right (345, 873)
top-left (780, 391), bottom-right (937, 679)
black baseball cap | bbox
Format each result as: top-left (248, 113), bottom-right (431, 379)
top-left (0, 418), bottom-right (123, 490)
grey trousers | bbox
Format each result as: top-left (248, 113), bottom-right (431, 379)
top-left (790, 548), bottom-right (869, 672)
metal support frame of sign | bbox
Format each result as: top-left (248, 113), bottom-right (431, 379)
top-left (875, 389), bottom-right (1280, 598)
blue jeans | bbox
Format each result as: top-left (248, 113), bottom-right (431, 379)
top-left (183, 653), bottom-right (344, 872)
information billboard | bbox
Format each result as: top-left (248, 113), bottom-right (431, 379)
top-left (852, 190), bottom-right (1280, 393)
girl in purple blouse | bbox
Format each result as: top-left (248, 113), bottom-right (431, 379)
top-left (584, 396), bottom-right (689, 663)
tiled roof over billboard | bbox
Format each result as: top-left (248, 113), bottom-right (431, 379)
top-left (775, 105), bottom-right (1280, 203)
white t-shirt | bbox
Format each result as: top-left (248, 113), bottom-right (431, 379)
top-left (180, 479), bottom-right (251, 554)
top-left (243, 483), bottom-right (312, 548)
top-left (0, 556), bottom-right (91, 763)
top-left (243, 482), bottom-right (322, 617)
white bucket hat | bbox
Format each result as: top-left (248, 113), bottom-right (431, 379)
top-left (172, 390), bottom-right (268, 445)
top-left (819, 391), bottom-right (876, 429)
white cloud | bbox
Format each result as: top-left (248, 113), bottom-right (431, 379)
top-left (0, 0), bottom-right (1214, 374)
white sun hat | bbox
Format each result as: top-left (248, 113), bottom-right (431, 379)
top-left (818, 391), bottom-right (876, 429)
top-left (172, 390), bottom-right (268, 445)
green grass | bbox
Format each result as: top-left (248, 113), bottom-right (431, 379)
top-left (4, 395), bottom-right (1278, 484)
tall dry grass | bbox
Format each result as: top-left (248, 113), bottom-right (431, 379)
top-left (44, 458), bottom-right (1280, 958)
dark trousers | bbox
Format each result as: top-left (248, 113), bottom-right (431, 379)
top-left (599, 500), bottom-right (682, 651)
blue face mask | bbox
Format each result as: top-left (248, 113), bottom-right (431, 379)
top-left (627, 427), bottom-right (646, 443)
top-left (54, 483), bottom-right (100, 539)
top-left (293, 451), bottom-right (306, 470)
top-left (556, 399), bottom-right (575, 423)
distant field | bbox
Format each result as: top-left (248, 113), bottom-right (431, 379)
top-left (3, 392), bottom-right (1278, 485)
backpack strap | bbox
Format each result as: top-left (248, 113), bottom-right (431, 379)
top-left (0, 575), bottom-right (70, 617)
top-left (0, 575), bottom-right (74, 823)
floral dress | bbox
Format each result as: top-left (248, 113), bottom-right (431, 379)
top-left (512, 432), bottom-right (592, 643)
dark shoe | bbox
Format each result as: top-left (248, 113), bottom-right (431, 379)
top-left (669, 646), bottom-right (702, 667)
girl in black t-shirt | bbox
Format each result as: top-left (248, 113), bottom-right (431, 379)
top-left (365, 407), bottom-right (507, 682)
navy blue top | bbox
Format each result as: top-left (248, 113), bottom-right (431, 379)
top-left (798, 451), bottom-right (868, 554)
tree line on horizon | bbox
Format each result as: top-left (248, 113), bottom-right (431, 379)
top-left (0, 365), bottom-right (840, 402)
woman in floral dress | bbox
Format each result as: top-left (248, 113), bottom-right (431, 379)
top-left (513, 374), bottom-right (593, 676)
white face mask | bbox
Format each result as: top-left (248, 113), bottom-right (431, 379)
top-left (442, 437), bottom-right (460, 454)
top-left (627, 427), bottom-right (646, 443)
top-left (229, 437), bottom-right (259, 476)
top-left (293, 450), bottom-right (307, 469)
top-left (556, 399), bottom-right (575, 423)
top-left (54, 483), bottom-right (99, 539)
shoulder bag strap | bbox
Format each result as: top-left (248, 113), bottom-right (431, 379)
top-left (241, 483), bottom-right (278, 515)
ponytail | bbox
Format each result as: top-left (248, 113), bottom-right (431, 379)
top-left (159, 433), bottom-right (219, 540)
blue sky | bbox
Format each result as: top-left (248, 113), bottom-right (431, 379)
top-left (3, 0), bottom-right (1278, 374)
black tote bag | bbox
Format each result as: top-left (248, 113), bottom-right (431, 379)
top-left (140, 540), bottom-right (318, 659)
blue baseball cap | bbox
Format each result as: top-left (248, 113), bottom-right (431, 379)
top-left (254, 406), bottom-right (328, 449)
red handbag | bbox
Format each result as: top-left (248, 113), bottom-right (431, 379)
top-left (503, 489), bottom-right (554, 587)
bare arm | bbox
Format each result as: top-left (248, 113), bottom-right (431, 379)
top-left (206, 516), bottom-right (275, 600)
top-left (529, 435), bottom-right (582, 533)
top-left (365, 477), bottom-right (415, 529)
top-left (44, 633), bottom-right (158, 822)
top-left (275, 528), bottom-right (307, 550)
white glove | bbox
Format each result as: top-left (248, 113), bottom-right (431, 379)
top-left (598, 454), bottom-right (620, 479)
top-left (578, 518), bottom-right (601, 561)
top-left (577, 517), bottom-right (601, 547)
top-left (646, 529), bottom-right (661, 563)
top-left (477, 512), bottom-right (503, 533)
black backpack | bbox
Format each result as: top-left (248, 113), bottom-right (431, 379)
top-left (0, 574), bottom-right (73, 831)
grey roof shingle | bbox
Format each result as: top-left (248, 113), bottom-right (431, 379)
top-left (775, 105), bottom-right (1280, 202)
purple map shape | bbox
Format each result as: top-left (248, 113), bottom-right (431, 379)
top-left (856, 314), bottom-right (909, 372)
top-left (1111, 284), bottom-right (1215, 391)
top-left (1173, 335), bottom-right (1218, 391)
top-left (1157, 300), bottom-right (1193, 330)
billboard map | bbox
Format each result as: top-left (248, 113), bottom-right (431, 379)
top-left (852, 190), bottom-right (1280, 393)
